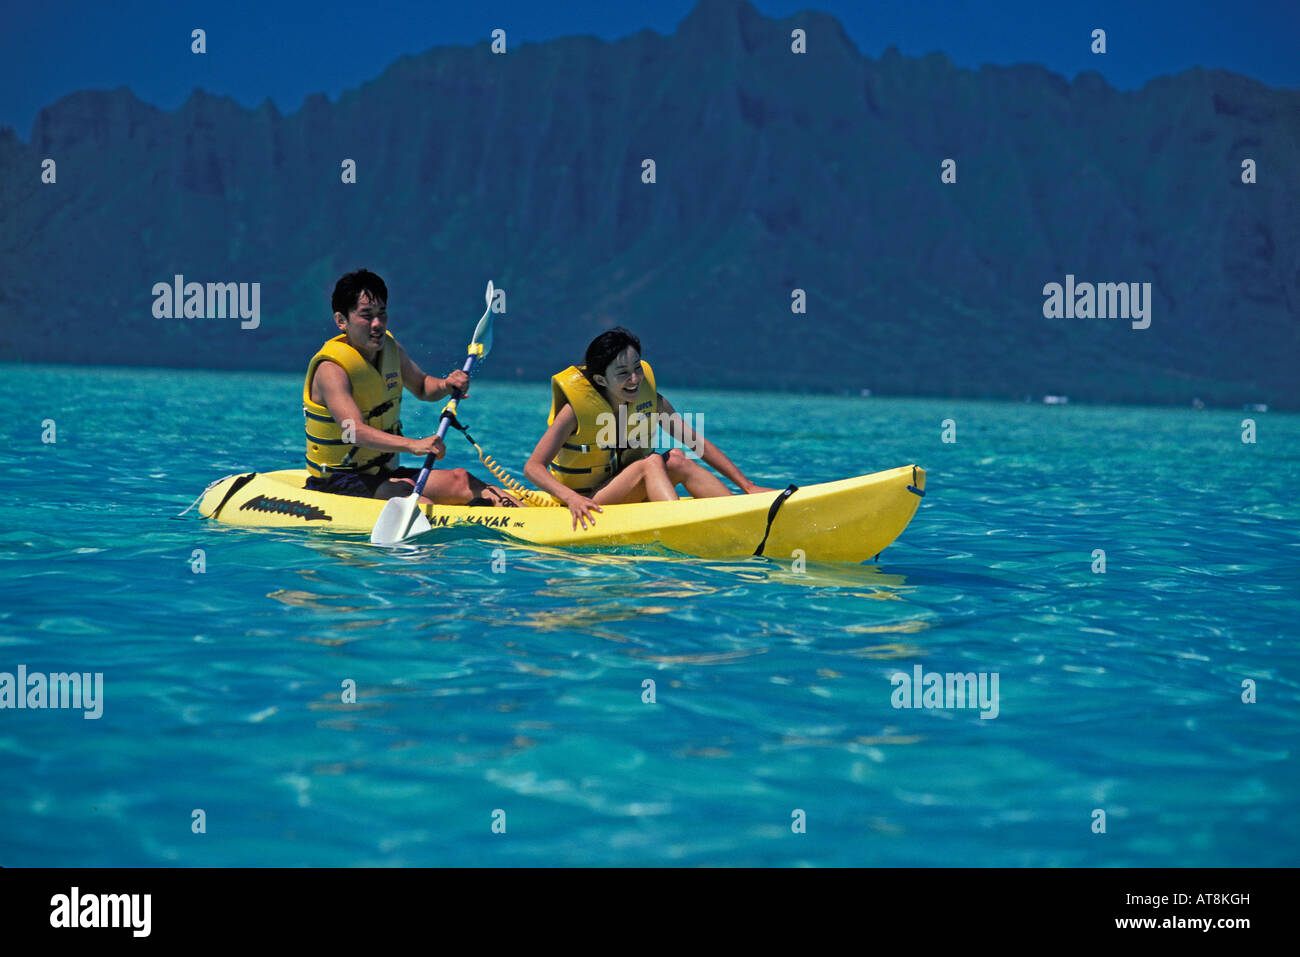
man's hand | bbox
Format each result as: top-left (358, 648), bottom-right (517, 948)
top-left (444, 370), bottom-right (470, 396)
top-left (409, 435), bottom-right (446, 459)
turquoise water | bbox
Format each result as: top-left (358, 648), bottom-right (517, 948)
top-left (2, 364), bottom-right (1297, 866)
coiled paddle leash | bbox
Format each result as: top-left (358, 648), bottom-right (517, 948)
top-left (442, 412), bottom-right (562, 508)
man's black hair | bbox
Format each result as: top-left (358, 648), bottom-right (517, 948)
top-left (584, 327), bottom-right (642, 380)
top-left (332, 269), bottom-right (389, 317)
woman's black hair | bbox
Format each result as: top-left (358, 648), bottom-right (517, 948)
top-left (332, 269), bottom-right (389, 317)
top-left (584, 327), bottom-right (642, 380)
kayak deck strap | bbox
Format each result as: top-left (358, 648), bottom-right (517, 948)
top-left (907, 464), bottom-right (925, 497)
top-left (753, 484), bottom-right (799, 557)
top-left (210, 473), bottom-right (257, 520)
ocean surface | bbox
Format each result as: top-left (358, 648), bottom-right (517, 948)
top-left (1, 363), bottom-right (1296, 866)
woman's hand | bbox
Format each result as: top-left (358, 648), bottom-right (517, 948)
top-left (565, 493), bottom-right (603, 531)
top-left (739, 480), bottom-right (775, 494)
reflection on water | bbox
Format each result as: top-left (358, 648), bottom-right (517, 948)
top-left (826, 642), bottom-right (928, 660)
top-left (511, 604), bottom-right (677, 638)
top-left (629, 648), bottom-right (770, 666)
top-left (269, 589), bottom-right (359, 611)
top-left (755, 562), bottom-right (909, 590)
top-left (843, 620), bottom-right (930, 635)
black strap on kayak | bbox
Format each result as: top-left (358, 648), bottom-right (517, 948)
top-left (907, 465), bottom-right (925, 497)
top-left (210, 472), bottom-right (257, 520)
top-left (753, 484), bottom-right (799, 557)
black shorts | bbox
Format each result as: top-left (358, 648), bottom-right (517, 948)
top-left (304, 467), bottom-right (421, 498)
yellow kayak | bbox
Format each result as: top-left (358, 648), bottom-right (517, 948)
top-left (197, 465), bottom-right (926, 562)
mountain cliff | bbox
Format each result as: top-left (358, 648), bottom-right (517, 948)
top-left (2, 0), bottom-right (1296, 406)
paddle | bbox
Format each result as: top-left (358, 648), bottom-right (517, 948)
top-left (370, 280), bottom-right (496, 545)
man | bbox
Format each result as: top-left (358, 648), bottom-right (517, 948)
top-left (303, 269), bottom-right (517, 505)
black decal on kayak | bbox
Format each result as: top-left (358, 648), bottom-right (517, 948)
top-left (239, 495), bottom-right (332, 522)
top-left (432, 515), bottom-right (451, 527)
top-left (460, 515), bottom-right (512, 528)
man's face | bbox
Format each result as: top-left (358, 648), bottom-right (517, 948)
top-left (335, 290), bottom-right (387, 357)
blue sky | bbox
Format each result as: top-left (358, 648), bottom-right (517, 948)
top-left (4, 0), bottom-right (1297, 139)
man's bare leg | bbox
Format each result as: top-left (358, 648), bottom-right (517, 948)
top-left (376, 468), bottom-right (520, 505)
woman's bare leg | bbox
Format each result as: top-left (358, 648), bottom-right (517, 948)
top-left (662, 449), bottom-right (731, 498)
top-left (591, 455), bottom-right (679, 504)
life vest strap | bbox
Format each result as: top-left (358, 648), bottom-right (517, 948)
top-left (304, 430), bottom-right (348, 446)
top-left (549, 462), bottom-right (603, 475)
top-left (303, 401), bottom-right (395, 426)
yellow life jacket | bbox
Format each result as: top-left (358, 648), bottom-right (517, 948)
top-left (547, 361), bottom-right (657, 492)
top-left (302, 332), bottom-right (404, 477)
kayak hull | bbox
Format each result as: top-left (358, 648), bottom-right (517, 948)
top-left (196, 465), bottom-right (926, 562)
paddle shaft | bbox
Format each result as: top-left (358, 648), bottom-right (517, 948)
top-left (410, 353), bottom-right (477, 497)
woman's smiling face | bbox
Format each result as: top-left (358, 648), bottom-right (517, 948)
top-left (594, 346), bottom-right (643, 405)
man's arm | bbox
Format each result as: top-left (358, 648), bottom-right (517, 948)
top-left (399, 344), bottom-right (466, 401)
top-left (315, 361), bottom-right (442, 457)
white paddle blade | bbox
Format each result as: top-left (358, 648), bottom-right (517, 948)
top-left (471, 303), bottom-right (494, 358)
top-left (370, 494), bottom-right (433, 545)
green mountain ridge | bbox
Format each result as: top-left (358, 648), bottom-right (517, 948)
top-left (1, 0), bottom-right (1296, 407)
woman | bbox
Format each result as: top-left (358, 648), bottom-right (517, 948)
top-left (524, 328), bottom-right (770, 530)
